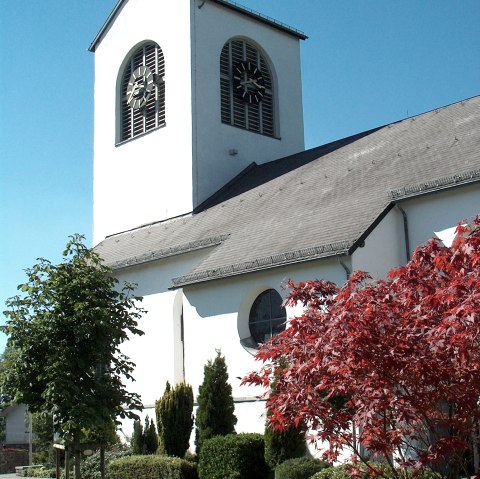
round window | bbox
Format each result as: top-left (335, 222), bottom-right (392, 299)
top-left (249, 289), bottom-right (286, 344)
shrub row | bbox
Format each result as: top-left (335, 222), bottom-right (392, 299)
top-left (275, 457), bottom-right (330, 479)
top-left (21, 466), bottom-right (56, 478)
top-left (108, 454), bottom-right (198, 479)
top-left (311, 464), bottom-right (443, 479)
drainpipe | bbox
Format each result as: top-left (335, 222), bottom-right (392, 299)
top-left (396, 204), bottom-right (411, 262)
top-left (339, 258), bottom-right (351, 280)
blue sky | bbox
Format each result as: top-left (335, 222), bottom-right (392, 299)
top-left (1, 0), bottom-right (479, 354)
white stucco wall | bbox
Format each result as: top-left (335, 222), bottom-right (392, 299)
top-left (191, 0), bottom-right (305, 206)
top-left (115, 252), bottom-right (347, 438)
top-left (398, 183), bottom-right (480, 256)
top-left (93, 0), bottom-right (193, 244)
top-left (351, 208), bottom-right (406, 279)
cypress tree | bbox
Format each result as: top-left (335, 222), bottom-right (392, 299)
top-left (131, 419), bottom-right (144, 454)
top-left (143, 415), bottom-right (158, 454)
top-left (195, 350), bottom-right (237, 453)
top-left (155, 381), bottom-right (194, 457)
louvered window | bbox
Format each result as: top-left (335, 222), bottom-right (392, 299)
top-left (119, 42), bottom-right (165, 143)
top-left (220, 39), bottom-right (275, 137)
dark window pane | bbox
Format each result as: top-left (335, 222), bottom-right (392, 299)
top-left (249, 289), bottom-right (286, 344)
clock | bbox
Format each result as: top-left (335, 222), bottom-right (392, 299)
top-left (232, 61), bottom-right (266, 104)
top-left (126, 65), bottom-right (155, 110)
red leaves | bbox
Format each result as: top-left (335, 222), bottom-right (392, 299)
top-left (243, 215), bottom-right (480, 470)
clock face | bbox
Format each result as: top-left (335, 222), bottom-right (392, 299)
top-left (126, 65), bottom-right (155, 110)
top-left (232, 61), bottom-right (266, 104)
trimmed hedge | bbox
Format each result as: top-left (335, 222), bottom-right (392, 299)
top-left (21, 467), bottom-right (56, 478)
top-left (80, 449), bottom-right (131, 479)
top-left (311, 464), bottom-right (443, 479)
top-left (275, 457), bottom-right (330, 479)
top-left (198, 433), bottom-right (269, 479)
top-left (108, 454), bottom-right (198, 479)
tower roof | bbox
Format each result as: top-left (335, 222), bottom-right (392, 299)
top-left (88, 0), bottom-right (307, 53)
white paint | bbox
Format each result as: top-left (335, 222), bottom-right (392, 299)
top-left (351, 208), bottom-right (405, 279)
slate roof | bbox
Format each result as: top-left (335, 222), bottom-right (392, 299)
top-left (94, 96), bottom-right (480, 287)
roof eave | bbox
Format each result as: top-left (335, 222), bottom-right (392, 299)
top-left (88, 0), bottom-right (126, 52)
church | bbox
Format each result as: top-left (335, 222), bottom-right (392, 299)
top-left (88, 0), bottom-right (480, 442)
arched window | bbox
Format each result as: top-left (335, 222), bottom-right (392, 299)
top-left (249, 289), bottom-right (286, 344)
top-left (119, 42), bottom-right (165, 143)
top-left (220, 38), bottom-right (275, 137)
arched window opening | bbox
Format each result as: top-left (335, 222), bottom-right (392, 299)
top-left (249, 289), bottom-right (286, 344)
top-left (220, 39), bottom-right (275, 137)
top-left (119, 42), bottom-right (165, 143)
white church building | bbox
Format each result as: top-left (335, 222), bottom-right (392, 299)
top-left (89, 0), bottom-right (480, 441)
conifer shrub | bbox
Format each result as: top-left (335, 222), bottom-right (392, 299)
top-left (195, 350), bottom-right (237, 453)
top-left (108, 454), bottom-right (198, 479)
top-left (197, 433), bottom-right (268, 479)
top-left (156, 381), bottom-right (194, 457)
top-left (143, 416), bottom-right (158, 454)
top-left (131, 416), bottom-right (157, 454)
top-left (274, 457), bottom-right (330, 479)
top-left (264, 422), bottom-right (306, 468)
top-left (131, 419), bottom-right (144, 454)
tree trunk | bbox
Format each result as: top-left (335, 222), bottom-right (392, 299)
top-left (65, 451), bottom-right (70, 479)
top-left (100, 446), bottom-right (105, 479)
top-left (73, 433), bottom-right (81, 479)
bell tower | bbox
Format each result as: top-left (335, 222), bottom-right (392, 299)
top-left (90, 0), bottom-right (306, 244)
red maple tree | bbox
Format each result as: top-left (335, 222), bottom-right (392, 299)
top-left (243, 216), bottom-right (480, 478)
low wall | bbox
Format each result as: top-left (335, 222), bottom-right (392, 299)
top-left (0, 448), bottom-right (29, 474)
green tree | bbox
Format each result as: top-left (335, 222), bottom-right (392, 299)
top-left (131, 419), bottom-right (144, 454)
top-left (195, 350), bottom-right (237, 453)
top-left (131, 416), bottom-right (157, 455)
top-left (1, 235), bottom-right (145, 478)
top-left (155, 381), bottom-right (194, 457)
top-left (143, 416), bottom-right (158, 454)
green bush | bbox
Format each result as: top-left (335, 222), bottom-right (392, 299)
top-left (310, 464), bottom-right (355, 479)
top-left (21, 466), bottom-right (56, 478)
top-left (275, 457), bottom-right (330, 479)
top-left (80, 448), bottom-right (131, 479)
top-left (108, 454), bottom-right (198, 479)
top-left (156, 381), bottom-right (194, 457)
top-left (198, 433), bottom-right (268, 479)
top-left (311, 464), bottom-right (443, 479)
top-left (264, 423), bottom-right (306, 468)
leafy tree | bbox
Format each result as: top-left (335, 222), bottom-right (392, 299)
top-left (156, 381), bottom-right (194, 457)
top-left (195, 350), bottom-right (237, 453)
top-left (243, 217), bottom-right (480, 478)
top-left (1, 235), bottom-right (145, 478)
top-left (264, 358), bottom-right (305, 468)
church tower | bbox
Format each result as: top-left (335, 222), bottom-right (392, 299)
top-left (90, 0), bottom-right (306, 244)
